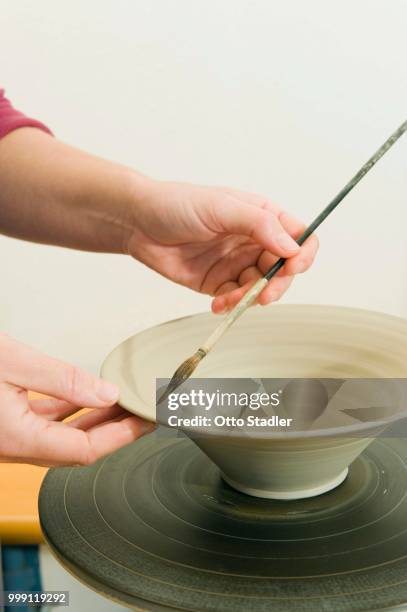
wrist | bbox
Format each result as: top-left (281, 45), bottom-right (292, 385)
top-left (63, 161), bottom-right (157, 255)
top-left (121, 172), bottom-right (162, 254)
top-left (100, 168), bottom-right (154, 255)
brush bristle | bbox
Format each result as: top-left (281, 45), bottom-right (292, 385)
top-left (157, 349), bottom-right (206, 404)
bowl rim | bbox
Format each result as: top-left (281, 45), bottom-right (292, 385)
top-left (101, 304), bottom-right (407, 440)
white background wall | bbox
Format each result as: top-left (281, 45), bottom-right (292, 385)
top-left (1, 2), bottom-right (407, 608)
top-left (1, 0), bottom-right (407, 374)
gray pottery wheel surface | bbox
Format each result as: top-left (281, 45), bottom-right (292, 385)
top-left (39, 432), bottom-right (407, 611)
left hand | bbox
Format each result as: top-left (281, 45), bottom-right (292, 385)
top-left (0, 333), bottom-right (154, 467)
top-left (127, 181), bottom-right (319, 313)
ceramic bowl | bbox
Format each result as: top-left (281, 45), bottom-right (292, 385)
top-left (101, 305), bottom-right (407, 500)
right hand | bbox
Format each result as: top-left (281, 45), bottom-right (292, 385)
top-left (0, 333), bottom-right (154, 467)
top-left (127, 181), bottom-right (319, 313)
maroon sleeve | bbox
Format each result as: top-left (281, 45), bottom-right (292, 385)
top-left (0, 88), bottom-right (52, 140)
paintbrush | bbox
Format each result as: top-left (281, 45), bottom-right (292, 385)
top-left (158, 120), bottom-right (407, 404)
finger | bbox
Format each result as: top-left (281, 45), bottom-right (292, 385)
top-left (278, 211), bottom-right (307, 238)
top-left (278, 211), bottom-right (320, 270)
top-left (214, 281), bottom-right (240, 295)
top-left (19, 416), bottom-right (155, 466)
top-left (215, 197), bottom-right (300, 258)
top-left (221, 196), bottom-right (316, 266)
top-left (211, 281), bottom-right (239, 313)
top-left (282, 234), bottom-right (319, 276)
top-left (257, 276), bottom-right (294, 306)
top-left (29, 398), bottom-right (80, 421)
top-left (211, 280), bottom-right (257, 312)
top-left (67, 404), bottom-right (126, 430)
top-left (257, 234), bottom-right (319, 278)
top-left (0, 334), bottom-right (119, 407)
top-left (200, 239), bottom-right (261, 296)
top-left (212, 272), bottom-right (295, 312)
top-left (257, 250), bottom-right (283, 276)
top-left (271, 210), bottom-right (320, 263)
top-left (238, 266), bottom-right (263, 286)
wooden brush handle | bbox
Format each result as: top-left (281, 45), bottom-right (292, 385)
top-left (201, 277), bottom-right (268, 353)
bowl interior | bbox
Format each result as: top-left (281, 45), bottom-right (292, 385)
top-left (101, 304), bottom-right (407, 427)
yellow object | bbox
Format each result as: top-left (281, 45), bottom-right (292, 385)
top-left (0, 461), bottom-right (47, 544)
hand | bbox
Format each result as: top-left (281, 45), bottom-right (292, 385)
top-left (127, 181), bottom-right (319, 313)
top-left (0, 333), bottom-right (154, 467)
top-left (0, 131), bottom-right (318, 310)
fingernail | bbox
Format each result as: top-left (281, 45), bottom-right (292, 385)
top-left (96, 379), bottom-right (120, 402)
top-left (276, 233), bottom-right (299, 252)
top-left (213, 299), bottom-right (227, 314)
top-left (142, 421), bottom-right (156, 435)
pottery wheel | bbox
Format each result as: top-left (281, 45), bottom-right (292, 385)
top-left (39, 433), bottom-right (407, 611)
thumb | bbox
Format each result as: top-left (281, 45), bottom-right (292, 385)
top-left (0, 333), bottom-right (119, 407)
top-left (216, 199), bottom-right (300, 258)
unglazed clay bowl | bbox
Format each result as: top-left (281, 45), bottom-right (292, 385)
top-left (101, 305), bottom-right (407, 500)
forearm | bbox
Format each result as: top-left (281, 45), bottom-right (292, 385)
top-left (0, 128), bottom-right (151, 253)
